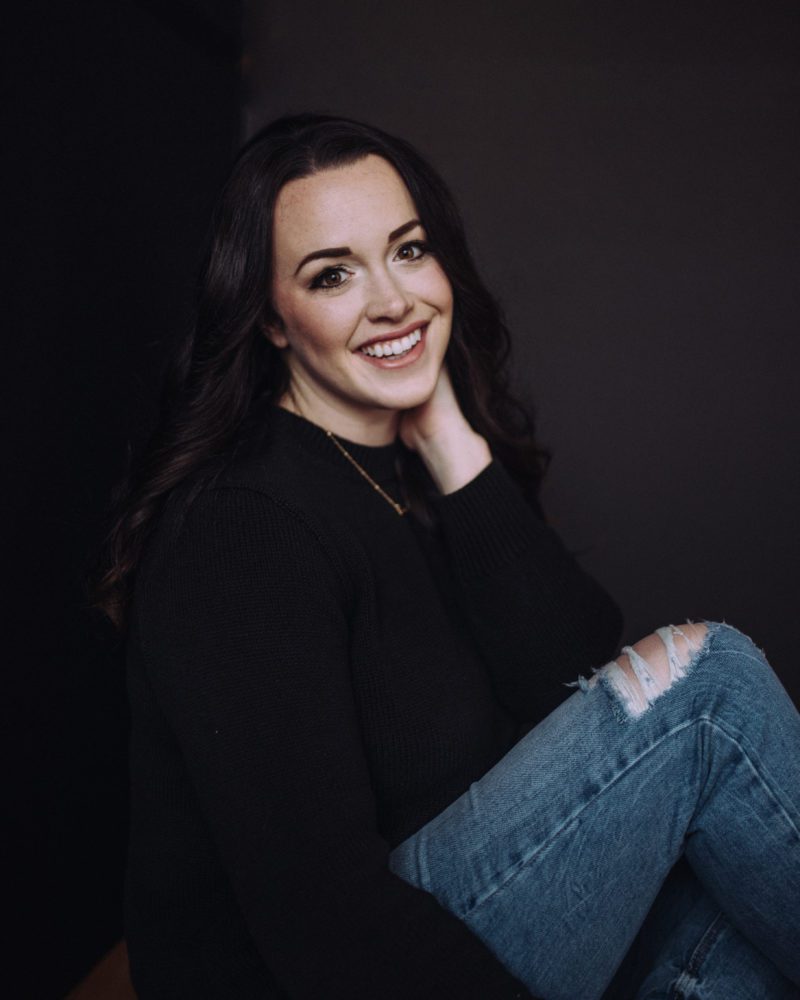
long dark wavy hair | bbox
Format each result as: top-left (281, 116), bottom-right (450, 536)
top-left (89, 112), bottom-right (550, 631)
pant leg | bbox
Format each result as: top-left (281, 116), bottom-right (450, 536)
top-left (388, 622), bottom-right (800, 1000)
top-left (633, 910), bottom-right (800, 999)
top-left (603, 856), bottom-right (800, 999)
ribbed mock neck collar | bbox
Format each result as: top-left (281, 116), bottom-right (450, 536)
top-left (266, 401), bottom-right (403, 482)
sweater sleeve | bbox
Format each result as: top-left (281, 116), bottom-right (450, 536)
top-left (137, 485), bottom-right (535, 1000)
top-left (431, 459), bottom-right (624, 722)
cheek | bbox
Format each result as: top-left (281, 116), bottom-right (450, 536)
top-left (285, 298), bottom-right (354, 353)
top-left (416, 263), bottom-right (453, 312)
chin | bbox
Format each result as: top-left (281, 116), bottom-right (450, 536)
top-left (369, 383), bottom-right (438, 413)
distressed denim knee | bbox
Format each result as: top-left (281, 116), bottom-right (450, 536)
top-left (391, 619), bottom-right (800, 997)
top-left (565, 621), bottom-right (712, 721)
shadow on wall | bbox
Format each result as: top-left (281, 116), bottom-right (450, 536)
top-left (6, 0), bottom-right (241, 995)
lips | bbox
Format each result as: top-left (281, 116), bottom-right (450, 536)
top-left (356, 320), bottom-right (428, 352)
top-left (356, 324), bottom-right (428, 369)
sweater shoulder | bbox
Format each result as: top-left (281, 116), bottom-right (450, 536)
top-left (141, 460), bottom-right (361, 617)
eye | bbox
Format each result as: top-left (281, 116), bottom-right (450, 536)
top-left (395, 240), bottom-right (430, 261)
top-left (309, 266), bottom-right (351, 291)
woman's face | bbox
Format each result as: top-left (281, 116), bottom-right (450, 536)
top-left (266, 154), bottom-right (453, 444)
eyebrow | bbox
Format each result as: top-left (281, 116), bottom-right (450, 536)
top-left (293, 218), bottom-right (423, 276)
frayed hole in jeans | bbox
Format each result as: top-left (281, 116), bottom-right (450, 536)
top-left (564, 622), bottom-right (708, 719)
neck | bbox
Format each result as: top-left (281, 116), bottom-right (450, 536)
top-left (278, 388), bottom-right (400, 446)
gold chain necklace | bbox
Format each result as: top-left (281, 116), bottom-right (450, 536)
top-left (325, 430), bottom-right (409, 516)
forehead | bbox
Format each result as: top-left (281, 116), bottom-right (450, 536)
top-left (272, 155), bottom-right (417, 251)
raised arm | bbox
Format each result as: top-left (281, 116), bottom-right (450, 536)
top-left (430, 457), bottom-right (624, 721)
top-left (134, 485), bottom-right (534, 999)
top-left (401, 365), bottom-right (623, 722)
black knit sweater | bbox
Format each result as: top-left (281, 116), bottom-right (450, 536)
top-left (124, 399), bottom-right (623, 999)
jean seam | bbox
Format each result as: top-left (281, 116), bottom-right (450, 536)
top-left (671, 911), bottom-right (726, 999)
top-left (690, 717), bottom-right (800, 839)
top-left (460, 715), bottom-right (798, 920)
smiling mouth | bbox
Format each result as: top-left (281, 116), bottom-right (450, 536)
top-left (355, 324), bottom-right (428, 369)
top-left (358, 326), bottom-right (424, 358)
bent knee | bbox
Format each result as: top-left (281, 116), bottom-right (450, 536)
top-left (602, 622), bottom-right (708, 718)
top-left (617, 623), bottom-right (707, 688)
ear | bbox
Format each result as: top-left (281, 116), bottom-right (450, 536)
top-left (264, 327), bottom-right (289, 350)
top-left (262, 317), bottom-right (289, 350)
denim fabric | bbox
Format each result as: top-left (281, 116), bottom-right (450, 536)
top-left (388, 622), bottom-right (800, 999)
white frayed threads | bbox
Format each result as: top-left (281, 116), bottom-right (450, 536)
top-left (567, 623), bottom-right (706, 719)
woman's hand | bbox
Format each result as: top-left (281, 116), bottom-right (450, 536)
top-left (398, 363), bottom-right (492, 494)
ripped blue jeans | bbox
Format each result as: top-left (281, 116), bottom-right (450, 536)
top-left (388, 622), bottom-right (800, 999)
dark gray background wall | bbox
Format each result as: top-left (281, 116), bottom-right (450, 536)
top-left (244, 0), bottom-right (799, 702)
top-left (6, 2), bottom-right (240, 995)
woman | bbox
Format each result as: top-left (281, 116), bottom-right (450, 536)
top-left (92, 113), bottom-right (800, 998)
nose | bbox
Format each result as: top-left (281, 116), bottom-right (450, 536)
top-left (364, 265), bottom-right (414, 323)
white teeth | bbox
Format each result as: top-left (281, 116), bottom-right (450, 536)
top-left (360, 327), bottom-right (424, 358)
